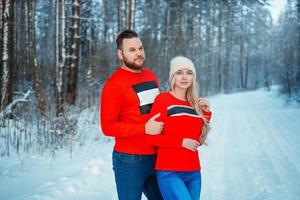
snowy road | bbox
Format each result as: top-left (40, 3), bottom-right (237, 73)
top-left (201, 90), bottom-right (300, 200)
top-left (1, 89), bottom-right (300, 200)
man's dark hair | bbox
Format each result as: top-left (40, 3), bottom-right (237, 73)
top-left (116, 29), bottom-right (139, 50)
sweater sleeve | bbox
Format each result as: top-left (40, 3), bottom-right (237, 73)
top-left (145, 94), bottom-right (183, 148)
top-left (146, 135), bottom-right (183, 148)
top-left (100, 80), bottom-right (145, 138)
top-left (202, 110), bottom-right (212, 123)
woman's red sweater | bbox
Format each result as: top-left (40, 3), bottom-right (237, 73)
top-left (147, 92), bottom-right (212, 171)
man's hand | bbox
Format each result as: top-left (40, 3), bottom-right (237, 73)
top-left (145, 113), bottom-right (164, 135)
top-left (182, 138), bottom-right (200, 151)
top-left (198, 98), bottom-right (210, 112)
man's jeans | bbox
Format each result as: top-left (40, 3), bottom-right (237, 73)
top-left (112, 151), bottom-right (163, 200)
top-left (157, 170), bottom-right (201, 200)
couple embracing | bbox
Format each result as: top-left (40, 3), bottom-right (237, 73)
top-left (100, 30), bottom-right (212, 200)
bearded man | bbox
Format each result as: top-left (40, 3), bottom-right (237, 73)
top-left (100, 29), bottom-right (164, 200)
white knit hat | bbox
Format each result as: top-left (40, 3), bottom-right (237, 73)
top-left (169, 56), bottom-right (196, 82)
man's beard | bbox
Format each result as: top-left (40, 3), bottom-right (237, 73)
top-left (123, 56), bottom-right (145, 70)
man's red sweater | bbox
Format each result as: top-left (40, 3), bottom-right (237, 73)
top-left (100, 67), bottom-right (159, 154)
top-left (147, 92), bottom-right (212, 171)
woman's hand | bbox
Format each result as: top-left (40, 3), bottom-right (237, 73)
top-left (198, 98), bottom-right (210, 112)
top-left (182, 138), bottom-right (200, 151)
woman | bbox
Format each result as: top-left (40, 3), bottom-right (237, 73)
top-left (146, 56), bottom-right (212, 200)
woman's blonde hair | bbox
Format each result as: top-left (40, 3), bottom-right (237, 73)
top-left (169, 69), bottom-right (210, 145)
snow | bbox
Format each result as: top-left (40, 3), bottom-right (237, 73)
top-left (0, 144), bottom-right (115, 200)
top-left (72, 2), bottom-right (80, 7)
top-left (72, 24), bottom-right (78, 29)
top-left (2, 52), bottom-right (8, 61)
top-left (267, 0), bottom-right (287, 23)
top-left (1, 87), bottom-right (300, 200)
top-left (201, 88), bottom-right (300, 200)
top-left (0, 90), bottom-right (31, 119)
top-left (4, 0), bottom-right (11, 17)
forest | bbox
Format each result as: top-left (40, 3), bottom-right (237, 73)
top-left (0, 0), bottom-right (299, 156)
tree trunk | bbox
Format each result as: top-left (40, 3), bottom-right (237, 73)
top-left (103, 0), bottom-right (108, 42)
top-left (131, 0), bottom-right (135, 29)
top-left (189, 0), bottom-right (196, 58)
top-left (297, 0), bottom-right (300, 91)
top-left (24, 0), bottom-right (30, 82)
top-left (1, 0), bottom-right (14, 110)
top-left (239, 6), bottom-right (246, 89)
top-left (175, 0), bottom-right (183, 55)
top-left (224, 2), bottom-right (233, 93)
top-left (118, 0), bottom-right (122, 32)
top-left (66, 0), bottom-right (80, 105)
top-left (217, 1), bottom-right (223, 93)
top-left (204, 1), bottom-right (212, 94)
top-left (28, 0), bottom-right (46, 115)
top-left (197, 1), bottom-right (202, 80)
top-left (56, 0), bottom-right (66, 116)
top-left (0, 0), bottom-right (3, 108)
top-left (244, 48), bottom-right (249, 88)
top-left (163, 2), bottom-right (170, 68)
top-left (239, 38), bottom-right (244, 89)
top-left (125, 0), bottom-right (132, 29)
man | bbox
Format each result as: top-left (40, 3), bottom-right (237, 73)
top-left (100, 30), bottom-right (164, 200)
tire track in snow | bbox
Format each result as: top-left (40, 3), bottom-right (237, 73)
top-left (228, 109), bottom-right (261, 200)
top-left (241, 110), bottom-right (286, 200)
top-left (221, 108), bottom-right (268, 200)
top-left (249, 111), bottom-right (299, 200)
top-left (271, 113), bottom-right (300, 170)
top-left (203, 91), bottom-right (300, 200)
top-left (201, 108), bottom-right (227, 200)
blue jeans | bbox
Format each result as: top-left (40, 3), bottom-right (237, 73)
top-left (112, 151), bottom-right (163, 200)
top-left (157, 170), bottom-right (201, 200)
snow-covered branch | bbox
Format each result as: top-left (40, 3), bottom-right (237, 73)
top-left (67, 16), bottom-right (100, 21)
top-left (0, 90), bottom-right (31, 119)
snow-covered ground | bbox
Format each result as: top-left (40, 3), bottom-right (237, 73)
top-left (1, 88), bottom-right (300, 200)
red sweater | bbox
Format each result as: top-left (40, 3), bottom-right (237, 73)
top-left (100, 67), bottom-right (159, 154)
top-left (147, 92), bottom-right (212, 171)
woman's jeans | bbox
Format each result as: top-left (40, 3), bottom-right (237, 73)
top-left (157, 170), bottom-right (201, 200)
top-left (112, 151), bottom-right (163, 200)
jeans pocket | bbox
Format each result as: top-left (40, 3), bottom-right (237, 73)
top-left (117, 152), bottom-right (142, 163)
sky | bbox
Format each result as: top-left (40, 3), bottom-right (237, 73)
top-left (268, 0), bottom-right (287, 23)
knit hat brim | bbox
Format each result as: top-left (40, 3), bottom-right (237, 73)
top-left (169, 56), bottom-right (196, 82)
